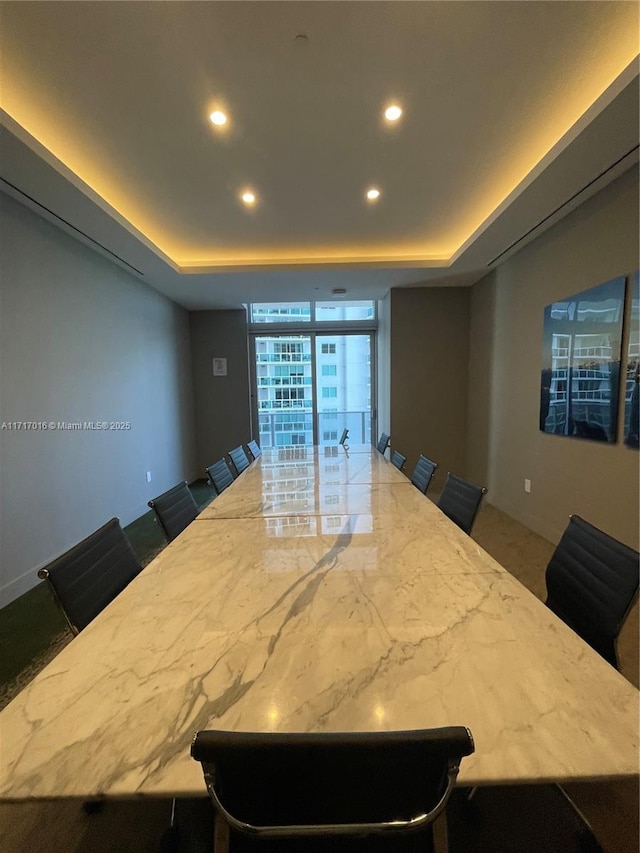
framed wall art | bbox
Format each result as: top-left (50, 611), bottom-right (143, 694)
top-left (540, 276), bottom-right (626, 443)
top-left (623, 270), bottom-right (639, 449)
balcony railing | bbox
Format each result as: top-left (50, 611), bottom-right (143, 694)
top-left (258, 410), bottom-right (372, 448)
top-left (256, 354), bottom-right (312, 363)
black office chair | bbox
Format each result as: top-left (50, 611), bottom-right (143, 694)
top-left (206, 458), bottom-right (235, 495)
top-left (229, 445), bottom-right (251, 475)
top-left (376, 432), bottom-right (390, 455)
top-left (191, 726), bottom-right (474, 852)
top-left (540, 514), bottom-right (637, 852)
top-left (545, 515), bottom-right (639, 669)
top-left (390, 450), bottom-right (406, 471)
top-left (247, 440), bottom-right (262, 460)
top-left (411, 455), bottom-right (438, 495)
top-left (37, 517), bottom-right (142, 634)
top-left (437, 473), bottom-right (486, 535)
top-left (339, 428), bottom-right (349, 445)
top-left (148, 481), bottom-right (199, 542)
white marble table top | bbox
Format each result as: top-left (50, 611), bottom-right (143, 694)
top-left (0, 450), bottom-right (637, 801)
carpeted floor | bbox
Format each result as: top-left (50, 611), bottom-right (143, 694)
top-left (0, 493), bottom-right (637, 852)
top-left (469, 501), bottom-right (639, 688)
top-left (0, 479), bottom-right (216, 710)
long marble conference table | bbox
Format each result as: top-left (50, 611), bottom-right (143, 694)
top-left (0, 445), bottom-right (638, 802)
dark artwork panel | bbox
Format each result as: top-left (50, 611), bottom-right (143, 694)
top-left (623, 270), bottom-right (639, 449)
top-left (540, 277), bottom-right (625, 442)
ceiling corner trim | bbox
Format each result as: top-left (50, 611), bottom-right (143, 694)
top-left (485, 143), bottom-right (639, 269)
top-left (448, 57), bottom-right (640, 266)
top-left (0, 108), bottom-right (180, 273)
top-left (0, 175), bottom-right (148, 278)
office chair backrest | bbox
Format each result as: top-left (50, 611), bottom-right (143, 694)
top-left (437, 473), bottom-right (486, 535)
top-left (37, 518), bottom-right (142, 634)
top-left (376, 432), bottom-right (390, 454)
top-left (148, 481), bottom-right (199, 542)
top-left (411, 454), bottom-right (438, 494)
top-left (545, 515), bottom-right (639, 668)
top-left (229, 445), bottom-right (251, 475)
top-left (339, 428), bottom-right (349, 445)
top-left (390, 450), bottom-right (406, 471)
top-left (192, 726), bottom-right (474, 842)
top-left (206, 458), bottom-right (235, 495)
top-left (247, 440), bottom-right (262, 460)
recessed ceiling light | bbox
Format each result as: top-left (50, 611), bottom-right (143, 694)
top-left (384, 104), bottom-right (403, 122)
top-left (366, 188), bottom-right (381, 201)
top-left (241, 191), bottom-right (257, 206)
top-left (209, 110), bottom-right (227, 126)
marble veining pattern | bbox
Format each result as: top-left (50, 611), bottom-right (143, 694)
top-left (0, 450), bottom-right (637, 800)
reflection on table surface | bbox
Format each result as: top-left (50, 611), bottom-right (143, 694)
top-left (260, 444), bottom-right (375, 464)
top-left (201, 449), bottom-right (409, 519)
top-left (200, 482), bottom-right (420, 519)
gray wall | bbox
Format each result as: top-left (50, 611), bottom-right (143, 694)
top-left (189, 310), bottom-right (252, 471)
top-left (390, 287), bottom-right (470, 487)
top-left (468, 165), bottom-right (639, 548)
top-left (376, 291), bottom-right (391, 440)
top-left (0, 193), bottom-right (196, 605)
top-left (466, 276), bottom-right (497, 490)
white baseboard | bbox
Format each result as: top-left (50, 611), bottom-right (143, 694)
top-left (1, 472), bottom-right (203, 610)
top-left (0, 565), bottom-right (43, 609)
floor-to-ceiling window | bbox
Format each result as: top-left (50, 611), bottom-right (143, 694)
top-left (249, 301), bottom-right (376, 448)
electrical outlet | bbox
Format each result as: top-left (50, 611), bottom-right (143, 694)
top-left (146, 471), bottom-right (152, 483)
top-left (524, 478), bottom-right (531, 493)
